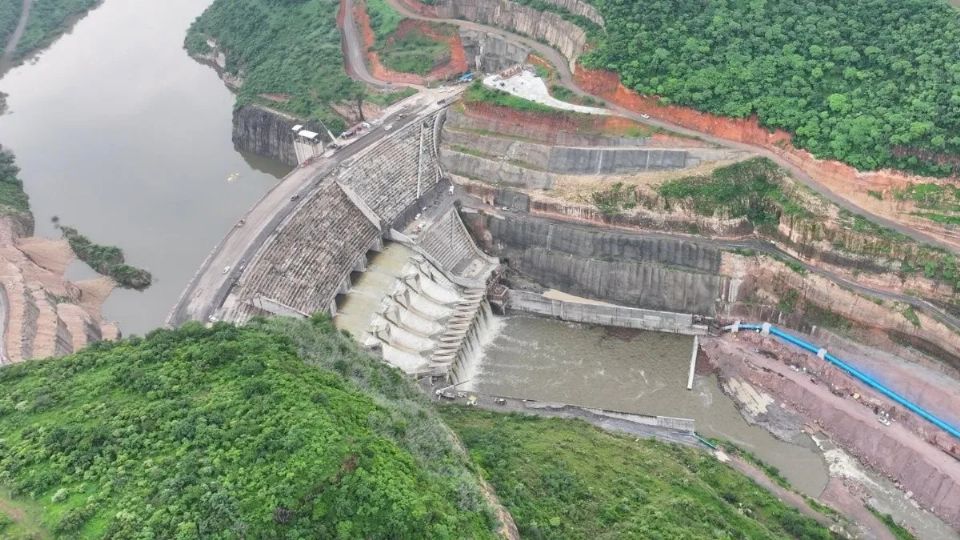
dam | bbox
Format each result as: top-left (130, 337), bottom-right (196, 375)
top-left (199, 103), bottom-right (502, 381)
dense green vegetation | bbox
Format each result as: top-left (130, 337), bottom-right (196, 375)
top-left (465, 81), bottom-right (557, 114)
top-left (583, 0), bottom-right (960, 176)
top-left (0, 148), bottom-right (31, 218)
top-left (14, 0), bottom-right (99, 60)
top-left (58, 226), bottom-right (152, 290)
top-left (441, 408), bottom-right (835, 539)
top-left (657, 158), bottom-right (809, 227)
top-left (365, 0), bottom-right (403, 41)
top-left (0, 318), bottom-right (496, 538)
top-left (377, 28), bottom-right (450, 75)
top-left (0, 0), bottom-right (23, 51)
top-left (186, 0), bottom-right (361, 133)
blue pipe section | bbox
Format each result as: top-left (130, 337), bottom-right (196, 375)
top-left (736, 323), bottom-right (960, 441)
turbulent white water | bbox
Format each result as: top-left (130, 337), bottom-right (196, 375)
top-left (472, 314), bottom-right (831, 498)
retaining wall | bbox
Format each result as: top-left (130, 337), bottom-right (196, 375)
top-left (509, 289), bottom-right (707, 335)
top-left (441, 150), bottom-right (555, 189)
top-left (443, 129), bottom-right (736, 174)
top-left (471, 213), bottom-right (725, 315)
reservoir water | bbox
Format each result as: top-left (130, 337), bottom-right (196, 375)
top-left (0, 0), bottom-right (288, 335)
top-left (471, 314), bottom-right (830, 497)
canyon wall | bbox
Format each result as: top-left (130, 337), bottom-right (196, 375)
top-left (467, 212), bottom-right (725, 314)
top-left (232, 105), bottom-right (306, 167)
top-left (539, 0), bottom-right (603, 27)
top-left (401, 0), bottom-right (589, 65)
top-left (459, 29), bottom-right (531, 73)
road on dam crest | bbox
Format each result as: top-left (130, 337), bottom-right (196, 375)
top-left (168, 88), bottom-right (461, 326)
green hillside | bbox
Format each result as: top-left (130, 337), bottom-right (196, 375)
top-left (0, 313), bottom-right (843, 539)
top-left (0, 317), bottom-right (496, 538)
top-left (442, 408), bottom-right (836, 539)
top-left (583, 0), bottom-right (960, 176)
top-left (14, 0), bottom-right (100, 60)
top-left (185, 0), bottom-right (361, 133)
top-left (0, 1), bottom-right (23, 50)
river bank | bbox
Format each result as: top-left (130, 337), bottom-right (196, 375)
top-left (0, 0), bottom-right (288, 337)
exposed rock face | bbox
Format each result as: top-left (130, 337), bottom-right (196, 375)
top-left (540, 0), bottom-right (603, 27)
top-left (459, 29), bottom-right (531, 72)
top-left (467, 212), bottom-right (726, 314)
top-left (420, 0), bottom-right (590, 65)
top-left (443, 150), bottom-right (556, 189)
top-left (0, 216), bottom-right (116, 363)
top-left (232, 105), bottom-right (307, 167)
top-left (705, 334), bottom-right (960, 530)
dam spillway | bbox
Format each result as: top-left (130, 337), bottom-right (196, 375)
top-left (214, 106), bottom-right (499, 381)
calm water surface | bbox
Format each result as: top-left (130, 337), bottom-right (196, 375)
top-left (0, 0), bottom-right (289, 335)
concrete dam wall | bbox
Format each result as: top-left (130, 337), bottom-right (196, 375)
top-left (224, 112), bottom-right (446, 322)
top-left (508, 290), bottom-right (707, 335)
top-left (470, 213), bottom-right (725, 315)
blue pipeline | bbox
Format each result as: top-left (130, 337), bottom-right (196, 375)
top-left (737, 323), bottom-right (960, 441)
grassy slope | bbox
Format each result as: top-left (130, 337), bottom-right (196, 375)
top-left (441, 408), bottom-right (835, 539)
top-left (14, 0), bottom-right (99, 60)
top-left (0, 318), bottom-right (495, 538)
top-left (185, 0), bottom-right (361, 133)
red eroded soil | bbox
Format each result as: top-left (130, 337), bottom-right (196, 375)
top-left (705, 334), bottom-right (960, 529)
top-left (574, 65), bottom-right (955, 195)
top-left (460, 101), bottom-right (648, 144)
top-left (354, 2), bottom-right (467, 85)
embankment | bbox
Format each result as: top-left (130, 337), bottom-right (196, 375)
top-left (573, 65), bottom-right (960, 251)
top-left (397, 0), bottom-right (589, 66)
top-left (705, 333), bottom-right (960, 530)
top-left (464, 212), bottom-right (726, 315)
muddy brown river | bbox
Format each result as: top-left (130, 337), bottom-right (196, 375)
top-left (0, 0), bottom-right (288, 335)
top-left (469, 314), bottom-right (831, 497)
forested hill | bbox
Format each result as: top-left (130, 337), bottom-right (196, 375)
top-left (185, 0), bottom-right (361, 133)
top-left (4, 0), bottom-right (101, 61)
top-left (0, 317), bottom-right (497, 538)
top-left (582, 0), bottom-right (960, 176)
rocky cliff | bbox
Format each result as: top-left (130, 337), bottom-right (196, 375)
top-left (406, 0), bottom-right (590, 66)
top-left (466, 212), bottom-right (726, 314)
top-left (0, 216), bottom-right (118, 364)
top-left (232, 105), bottom-right (309, 167)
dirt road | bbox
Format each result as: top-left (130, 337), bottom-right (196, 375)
top-left (383, 0), bottom-right (958, 254)
top-left (0, 0), bottom-right (31, 75)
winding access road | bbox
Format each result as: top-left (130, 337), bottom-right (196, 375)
top-left (0, 0), bottom-right (32, 75)
top-left (381, 0), bottom-right (958, 255)
top-left (337, 0), bottom-right (960, 334)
